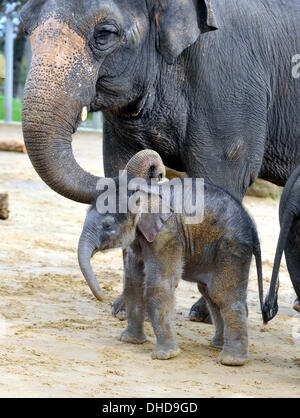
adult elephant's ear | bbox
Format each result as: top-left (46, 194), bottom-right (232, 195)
top-left (154, 0), bottom-right (218, 64)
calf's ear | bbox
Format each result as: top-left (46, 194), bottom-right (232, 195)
top-left (154, 0), bottom-right (218, 64)
top-left (137, 213), bottom-right (172, 243)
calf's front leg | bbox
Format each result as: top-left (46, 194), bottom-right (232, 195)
top-left (145, 260), bottom-right (182, 360)
top-left (111, 250), bottom-right (127, 321)
top-left (120, 251), bottom-right (147, 344)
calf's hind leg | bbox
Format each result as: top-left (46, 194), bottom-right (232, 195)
top-left (210, 256), bottom-right (250, 366)
top-left (218, 300), bottom-right (248, 366)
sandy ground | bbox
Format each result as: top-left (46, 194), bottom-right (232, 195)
top-left (0, 124), bottom-right (299, 398)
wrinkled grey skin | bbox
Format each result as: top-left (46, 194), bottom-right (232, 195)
top-left (78, 178), bottom-right (264, 366)
top-left (263, 166), bottom-right (300, 322)
top-left (21, 0), bottom-right (300, 322)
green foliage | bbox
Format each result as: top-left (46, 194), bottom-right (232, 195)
top-left (0, 94), bottom-right (22, 121)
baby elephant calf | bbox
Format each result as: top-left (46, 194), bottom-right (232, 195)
top-left (78, 150), bottom-right (264, 366)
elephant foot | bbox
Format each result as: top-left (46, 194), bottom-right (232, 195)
top-left (293, 298), bottom-right (300, 313)
top-left (112, 295), bottom-right (127, 321)
top-left (210, 336), bottom-right (224, 350)
top-left (189, 297), bottom-right (212, 324)
top-left (120, 329), bottom-right (147, 345)
top-left (217, 350), bottom-right (248, 366)
top-left (112, 295), bottom-right (150, 321)
top-left (152, 343), bottom-right (180, 360)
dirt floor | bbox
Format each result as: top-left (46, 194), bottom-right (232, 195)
top-left (0, 124), bottom-right (299, 398)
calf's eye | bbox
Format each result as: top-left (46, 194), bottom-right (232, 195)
top-left (102, 221), bottom-right (114, 232)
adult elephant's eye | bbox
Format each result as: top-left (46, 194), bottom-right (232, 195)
top-left (95, 30), bottom-right (115, 43)
top-left (93, 24), bottom-right (119, 49)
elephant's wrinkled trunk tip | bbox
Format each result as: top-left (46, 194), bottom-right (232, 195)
top-left (78, 235), bottom-right (104, 302)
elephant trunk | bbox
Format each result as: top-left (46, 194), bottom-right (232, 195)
top-left (125, 149), bottom-right (166, 180)
top-left (22, 94), bottom-right (100, 203)
top-left (22, 17), bottom-right (101, 204)
top-left (78, 228), bottom-right (104, 302)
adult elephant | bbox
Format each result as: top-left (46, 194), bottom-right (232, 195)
top-left (21, 0), bottom-right (300, 322)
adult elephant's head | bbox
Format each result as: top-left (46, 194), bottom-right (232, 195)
top-left (21, 0), bottom-right (217, 204)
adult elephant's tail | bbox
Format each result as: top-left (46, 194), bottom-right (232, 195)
top-left (262, 209), bottom-right (295, 323)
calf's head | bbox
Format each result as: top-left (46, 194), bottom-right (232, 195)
top-left (78, 150), bottom-right (171, 300)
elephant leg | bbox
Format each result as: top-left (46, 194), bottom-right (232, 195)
top-left (111, 249), bottom-right (127, 321)
top-left (284, 229), bottom-right (300, 312)
top-left (145, 261), bottom-right (182, 360)
top-left (189, 296), bottom-right (213, 324)
top-left (197, 283), bottom-right (224, 349)
top-left (120, 252), bottom-right (147, 344)
top-left (147, 280), bottom-right (180, 361)
top-left (111, 266), bottom-right (150, 321)
top-left (210, 256), bottom-right (250, 366)
top-left (111, 295), bottom-right (127, 320)
top-left (218, 301), bottom-right (248, 366)
top-left (294, 298), bottom-right (300, 313)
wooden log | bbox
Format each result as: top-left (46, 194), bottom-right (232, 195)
top-left (247, 179), bottom-right (282, 199)
top-left (0, 140), bottom-right (26, 153)
top-left (0, 194), bottom-right (9, 220)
